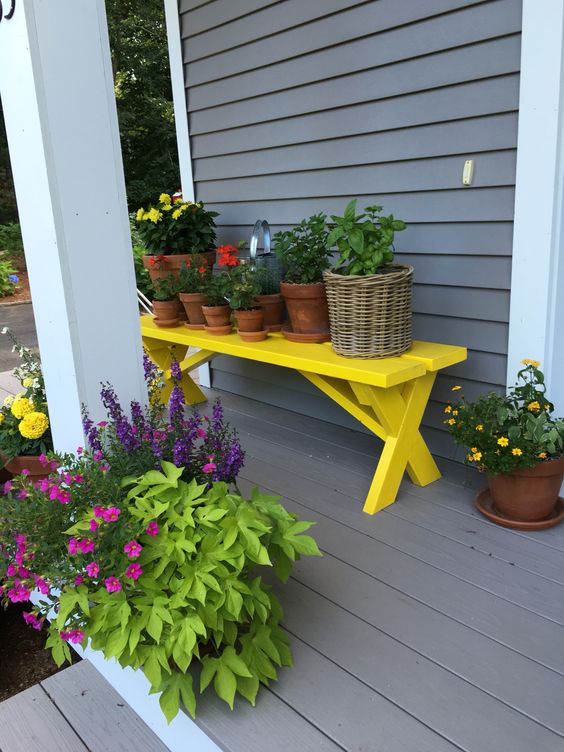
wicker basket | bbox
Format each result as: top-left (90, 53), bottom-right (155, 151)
top-left (324, 265), bottom-right (413, 358)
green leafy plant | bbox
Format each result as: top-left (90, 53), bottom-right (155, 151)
top-left (136, 194), bottom-right (218, 256)
top-left (178, 256), bottom-right (211, 294)
top-left (327, 200), bottom-right (406, 276)
top-left (0, 223), bottom-right (24, 268)
top-left (0, 259), bottom-right (19, 297)
top-left (204, 273), bottom-right (230, 307)
top-left (132, 244), bottom-right (152, 299)
top-left (273, 213), bottom-right (331, 284)
top-left (446, 360), bottom-right (564, 475)
top-left (151, 274), bottom-right (180, 302)
top-left (227, 266), bottom-right (261, 311)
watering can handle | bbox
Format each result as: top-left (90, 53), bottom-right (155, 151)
top-left (249, 220), bottom-right (271, 260)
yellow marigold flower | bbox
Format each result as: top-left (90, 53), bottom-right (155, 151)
top-left (3, 395), bottom-right (14, 408)
top-left (521, 358), bottom-right (541, 367)
top-left (466, 453), bottom-right (474, 461)
top-left (172, 208), bottom-right (182, 220)
top-left (22, 377), bottom-right (33, 388)
top-left (161, 203), bottom-right (173, 212)
top-left (159, 193), bottom-right (171, 205)
top-left (471, 447), bottom-right (478, 453)
top-left (512, 447), bottom-right (523, 456)
top-left (447, 418), bottom-right (456, 425)
top-left (148, 208), bottom-right (162, 224)
top-left (452, 410), bottom-right (458, 416)
top-left (19, 411), bottom-right (49, 440)
top-left (476, 424), bottom-right (484, 431)
top-left (527, 401), bottom-right (540, 412)
top-left (472, 452), bottom-right (482, 461)
top-left (0, 413), bottom-right (4, 425)
top-left (451, 385), bottom-right (462, 391)
top-left (538, 452), bottom-right (547, 459)
top-left (497, 436), bottom-right (509, 447)
top-left (11, 397), bottom-right (34, 419)
top-left (136, 208), bottom-right (145, 221)
top-left (444, 406), bottom-right (452, 414)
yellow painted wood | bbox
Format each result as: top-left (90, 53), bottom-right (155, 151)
top-left (142, 336), bottom-right (208, 405)
top-left (140, 315), bottom-right (467, 514)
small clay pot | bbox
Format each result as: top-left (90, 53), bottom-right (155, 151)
top-left (487, 456), bottom-right (564, 522)
top-left (255, 293), bottom-right (285, 331)
top-left (179, 292), bottom-right (209, 327)
top-left (143, 251), bottom-right (216, 282)
top-left (280, 281), bottom-right (330, 334)
top-left (205, 324), bottom-right (233, 335)
top-left (5, 455), bottom-right (51, 483)
top-left (176, 299), bottom-right (188, 322)
top-left (233, 308), bottom-right (264, 333)
top-left (153, 299), bottom-right (179, 327)
top-left (202, 304), bottom-right (232, 330)
top-left (239, 330), bottom-right (268, 342)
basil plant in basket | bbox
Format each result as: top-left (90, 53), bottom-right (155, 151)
top-left (324, 199), bottom-right (412, 359)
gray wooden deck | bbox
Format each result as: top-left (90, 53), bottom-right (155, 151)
top-left (2, 387), bottom-right (564, 752)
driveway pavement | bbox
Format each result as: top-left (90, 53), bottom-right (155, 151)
top-left (0, 303), bottom-right (38, 371)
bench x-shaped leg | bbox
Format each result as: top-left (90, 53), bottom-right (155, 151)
top-left (142, 337), bottom-right (216, 405)
top-left (301, 371), bottom-right (440, 514)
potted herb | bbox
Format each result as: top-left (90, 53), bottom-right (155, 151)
top-left (254, 266), bottom-right (285, 331)
top-left (273, 213), bottom-right (331, 337)
top-left (0, 329), bottom-right (52, 480)
top-left (178, 256), bottom-right (211, 330)
top-left (446, 360), bottom-right (564, 529)
top-left (324, 200), bottom-right (409, 358)
top-left (151, 275), bottom-right (180, 328)
top-left (229, 267), bottom-right (266, 342)
top-left (202, 273), bottom-right (232, 334)
top-left (136, 193), bottom-right (219, 282)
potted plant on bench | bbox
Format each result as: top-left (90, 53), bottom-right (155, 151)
top-left (254, 266), bottom-right (285, 331)
top-left (151, 275), bottom-right (181, 328)
top-left (446, 360), bottom-right (564, 530)
top-left (229, 266), bottom-right (267, 342)
top-left (178, 256), bottom-right (211, 330)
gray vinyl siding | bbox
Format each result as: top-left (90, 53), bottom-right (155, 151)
top-left (179, 0), bottom-right (521, 463)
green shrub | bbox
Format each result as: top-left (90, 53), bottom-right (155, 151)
top-left (0, 223), bottom-right (24, 268)
top-left (0, 259), bottom-right (19, 297)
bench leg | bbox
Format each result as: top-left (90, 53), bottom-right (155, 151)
top-left (142, 338), bottom-right (212, 405)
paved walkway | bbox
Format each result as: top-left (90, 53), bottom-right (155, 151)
top-left (0, 302), bottom-right (38, 371)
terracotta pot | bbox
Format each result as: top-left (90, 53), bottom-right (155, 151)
top-left (280, 281), bottom-right (330, 334)
top-left (152, 299), bottom-right (179, 327)
top-left (233, 308), bottom-right (264, 333)
top-left (176, 299), bottom-right (188, 322)
top-left (179, 292), bottom-right (209, 327)
top-left (487, 456), bottom-right (564, 522)
top-left (239, 330), bottom-right (268, 342)
top-left (202, 304), bottom-right (232, 330)
top-left (4, 455), bottom-right (51, 483)
top-left (143, 250), bottom-right (216, 282)
top-left (255, 293), bottom-right (285, 331)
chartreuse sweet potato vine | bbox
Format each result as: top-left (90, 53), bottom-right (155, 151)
top-left (43, 462), bottom-right (321, 722)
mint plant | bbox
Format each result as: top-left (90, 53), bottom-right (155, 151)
top-left (274, 213), bottom-right (331, 284)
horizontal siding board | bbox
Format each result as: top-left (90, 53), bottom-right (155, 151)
top-left (206, 189), bottom-right (516, 223)
top-left (185, 0), bottom-right (521, 90)
top-left (189, 33), bottom-right (520, 120)
top-left (193, 114), bottom-right (518, 180)
top-left (413, 314), bottom-right (508, 354)
top-left (399, 254), bottom-right (512, 288)
top-left (190, 75), bottom-right (520, 155)
top-left (196, 152), bottom-right (516, 201)
top-left (214, 222), bottom-right (514, 255)
top-left (412, 285), bottom-right (510, 321)
top-left (179, 0), bottom-right (282, 35)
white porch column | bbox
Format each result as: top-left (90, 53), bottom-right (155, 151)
top-left (0, 0), bottom-right (147, 452)
top-left (508, 0), bottom-right (564, 412)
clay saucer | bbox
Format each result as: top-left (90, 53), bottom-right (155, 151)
top-left (238, 330), bottom-right (269, 342)
top-left (184, 322), bottom-right (205, 330)
top-left (281, 324), bottom-right (331, 344)
top-left (475, 488), bottom-right (564, 530)
top-left (266, 323), bottom-right (284, 332)
top-left (154, 317), bottom-right (179, 328)
top-left (204, 324), bottom-right (233, 335)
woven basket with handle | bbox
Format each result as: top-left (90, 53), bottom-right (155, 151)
top-left (324, 265), bottom-right (413, 358)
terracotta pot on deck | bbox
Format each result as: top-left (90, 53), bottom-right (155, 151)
top-left (234, 309), bottom-right (267, 342)
top-left (280, 282), bottom-right (330, 335)
top-left (143, 251), bottom-right (216, 283)
top-left (487, 456), bottom-right (564, 523)
top-left (5, 456), bottom-right (51, 483)
top-left (255, 293), bottom-right (285, 331)
top-left (202, 304), bottom-right (232, 335)
top-left (179, 292), bottom-right (209, 329)
top-left (152, 300), bottom-right (179, 328)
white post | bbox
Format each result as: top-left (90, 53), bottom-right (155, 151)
top-left (507, 0), bottom-right (564, 412)
top-left (0, 0), bottom-right (147, 452)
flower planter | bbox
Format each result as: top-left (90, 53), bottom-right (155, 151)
top-left (255, 293), bottom-right (285, 331)
top-left (179, 292), bottom-right (209, 329)
top-left (152, 300), bottom-right (179, 328)
top-left (4, 455), bottom-right (50, 482)
top-left (202, 304), bottom-right (232, 335)
top-left (143, 251), bottom-right (216, 283)
top-left (233, 309), bottom-right (267, 342)
top-left (279, 281), bottom-right (330, 335)
top-left (484, 457), bottom-right (564, 524)
top-left (323, 265), bottom-right (413, 358)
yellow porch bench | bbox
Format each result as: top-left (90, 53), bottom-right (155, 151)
top-left (141, 314), bottom-right (466, 514)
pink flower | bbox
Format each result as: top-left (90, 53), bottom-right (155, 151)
top-left (89, 519), bottom-right (99, 533)
top-left (197, 428), bottom-right (207, 439)
top-left (85, 562), bottom-right (99, 577)
top-left (38, 453), bottom-right (49, 466)
top-left (100, 463), bottom-right (110, 473)
top-left (17, 489), bottom-right (28, 500)
top-left (74, 575), bottom-right (84, 587)
top-left (58, 491), bottom-right (71, 505)
top-left (102, 507), bottom-right (120, 522)
top-left (22, 612), bottom-right (42, 631)
top-left (78, 538), bottom-right (95, 554)
top-left (7, 584), bottom-right (31, 602)
top-left (15, 533), bottom-right (27, 549)
top-left (39, 478), bottom-right (50, 492)
top-left (15, 551), bottom-right (24, 565)
top-left (105, 576), bottom-right (121, 593)
top-left (93, 506), bottom-right (105, 518)
top-left (93, 451), bottom-right (103, 461)
top-left (61, 629), bottom-right (84, 644)
top-left (77, 446), bottom-right (83, 454)
top-left (63, 472), bottom-right (72, 484)
top-left (125, 563), bottom-right (142, 581)
top-left (98, 421), bottom-right (108, 427)
top-left (6, 563), bottom-right (17, 577)
top-left (34, 576), bottom-right (49, 595)
top-left (123, 540), bottom-right (142, 559)
top-left (68, 538), bottom-right (79, 555)
top-left (73, 474), bottom-right (84, 483)
top-left (145, 521), bottom-right (159, 537)
top-left (3, 481), bottom-right (12, 494)
top-left (21, 469), bottom-right (30, 477)
top-left (49, 485), bottom-right (60, 501)
top-left (202, 462), bottom-right (217, 474)
top-left (18, 566), bottom-right (30, 578)
top-left (49, 460), bottom-right (59, 471)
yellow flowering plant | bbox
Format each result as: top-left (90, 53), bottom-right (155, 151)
top-left (0, 329), bottom-right (52, 461)
top-left (135, 193), bottom-right (218, 256)
top-left (445, 361), bottom-right (564, 475)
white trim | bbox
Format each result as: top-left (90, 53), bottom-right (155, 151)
top-left (164, 0), bottom-right (211, 388)
top-left (507, 0), bottom-right (564, 412)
